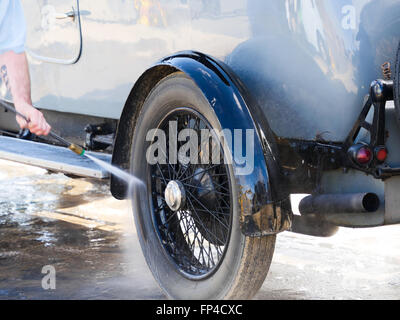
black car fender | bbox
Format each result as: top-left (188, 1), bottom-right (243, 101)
top-left (111, 51), bottom-right (292, 236)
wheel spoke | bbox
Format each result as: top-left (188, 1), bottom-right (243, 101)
top-left (180, 182), bottom-right (230, 197)
top-left (186, 189), bottom-right (230, 231)
top-left (150, 109), bottom-right (232, 278)
top-left (186, 196), bottom-right (226, 246)
top-left (180, 164), bottom-right (222, 182)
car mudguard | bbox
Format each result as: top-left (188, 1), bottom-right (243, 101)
top-left (111, 51), bottom-right (292, 236)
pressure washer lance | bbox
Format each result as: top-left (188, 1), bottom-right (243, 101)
top-left (0, 101), bottom-right (85, 156)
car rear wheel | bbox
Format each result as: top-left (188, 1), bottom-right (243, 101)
top-left (130, 72), bottom-right (275, 299)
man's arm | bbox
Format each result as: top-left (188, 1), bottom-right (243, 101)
top-left (0, 0), bottom-right (50, 136)
top-left (0, 51), bottom-right (51, 136)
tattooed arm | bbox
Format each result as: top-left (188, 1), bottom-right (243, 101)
top-left (0, 0), bottom-right (50, 136)
top-left (0, 52), bottom-right (51, 136)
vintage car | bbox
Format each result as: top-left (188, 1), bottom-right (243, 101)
top-left (1, 0), bottom-right (400, 299)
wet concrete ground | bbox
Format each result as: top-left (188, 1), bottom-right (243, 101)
top-left (0, 159), bottom-right (399, 300)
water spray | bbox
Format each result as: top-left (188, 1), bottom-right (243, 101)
top-left (1, 101), bottom-right (85, 156)
top-left (1, 101), bottom-right (144, 186)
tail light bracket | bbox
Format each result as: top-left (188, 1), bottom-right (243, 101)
top-left (280, 78), bottom-right (398, 188)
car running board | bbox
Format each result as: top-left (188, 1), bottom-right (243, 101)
top-left (0, 135), bottom-right (111, 179)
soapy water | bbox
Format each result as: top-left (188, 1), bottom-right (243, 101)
top-left (84, 154), bottom-right (145, 191)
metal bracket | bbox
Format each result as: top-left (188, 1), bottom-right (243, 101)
top-left (345, 79), bottom-right (392, 149)
top-left (282, 78), bottom-right (400, 186)
top-left (343, 79), bottom-right (400, 178)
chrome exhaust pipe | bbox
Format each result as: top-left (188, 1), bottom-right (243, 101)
top-left (299, 193), bottom-right (380, 215)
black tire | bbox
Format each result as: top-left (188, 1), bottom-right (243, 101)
top-left (130, 72), bottom-right (275, 300)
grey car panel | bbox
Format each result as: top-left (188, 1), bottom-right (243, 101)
top-left (3, 0), bottom-right (400, 142)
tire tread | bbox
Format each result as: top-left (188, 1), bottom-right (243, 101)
top-left (225, 235), bottom-right (276, 300)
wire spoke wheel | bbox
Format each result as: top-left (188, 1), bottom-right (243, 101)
top-left (131, 73), bottom-right (276, 299)
top-left (149, 109), bottom-right (232, 279)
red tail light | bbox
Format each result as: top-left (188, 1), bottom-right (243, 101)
top-left (348, 144), bottom-right (373, 166)
top-left (356, 147), bottom-right (372, 164)
top-left (375, 147), bottom-right (388, 162)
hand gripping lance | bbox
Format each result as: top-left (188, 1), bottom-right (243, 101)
top-left (0, 101), bottom-right (85, 156)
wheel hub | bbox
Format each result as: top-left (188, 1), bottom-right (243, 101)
top-left (164, 180), bottom-right (186, 211)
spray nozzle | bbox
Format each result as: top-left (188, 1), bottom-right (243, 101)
top-left (68, 143), bottom-right (85, 156)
